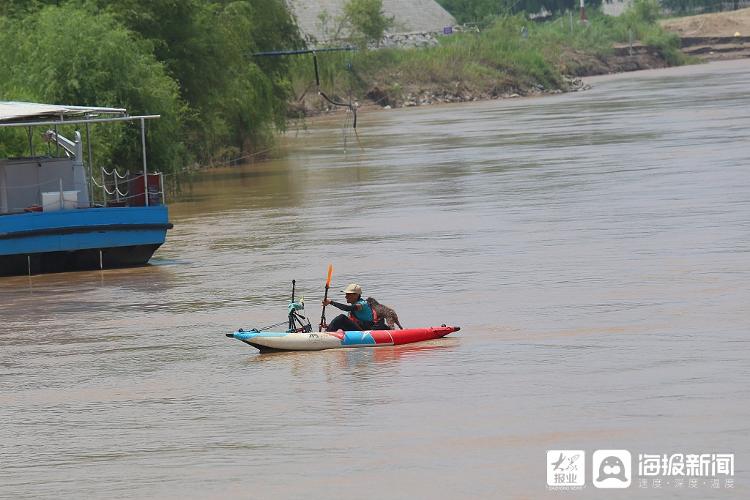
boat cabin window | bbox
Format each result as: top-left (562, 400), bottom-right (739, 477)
top-left (0, 157), bottom-right (88, 214)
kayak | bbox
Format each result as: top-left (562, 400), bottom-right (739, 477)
top-left (226, 325), bottom-right (460, 352)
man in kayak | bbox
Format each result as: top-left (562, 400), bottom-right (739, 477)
top-left (322, 283), bottom-right (383, 332)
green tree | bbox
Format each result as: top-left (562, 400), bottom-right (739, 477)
top-left (436, 0), bottom-right (500, 24)
top-left (1, 0), bottom-right (304, 165)
top-left (0, 0), bottom-right (59, 17)
top-left (618, 0), bottom-right (662, 33)
top-left (95, 0), bottom-right (303, 162)
top-left (0, 3), bottom-right (187, 173)
top-left (342, 0), bottom-right (394, 47)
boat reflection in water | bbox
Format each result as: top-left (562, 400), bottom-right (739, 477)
top-left (246, 340), bottom-right (459, 379)
top-left (0, 101), bottom-right (173, 276)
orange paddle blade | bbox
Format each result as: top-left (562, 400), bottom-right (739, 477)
top-left (325, 264), bottom-right (333, 287)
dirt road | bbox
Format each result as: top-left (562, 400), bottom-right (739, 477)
top-left (660, 7), bottom-right (750, 37)
top-left (660, 8), bottom-right (750, 60)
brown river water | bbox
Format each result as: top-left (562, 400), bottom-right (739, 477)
top-left (1, 60), bottom-right (749, 499)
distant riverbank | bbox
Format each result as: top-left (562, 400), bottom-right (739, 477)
top-left (290, 7), bottom-right (750, 117)
top-left (289, 10), bottom-right (687, 116)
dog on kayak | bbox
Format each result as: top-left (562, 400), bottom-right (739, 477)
top-left (366, 297), bottom-right (403, 330)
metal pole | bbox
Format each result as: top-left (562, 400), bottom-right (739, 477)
top-left (27, 127), bottom-right (33, 156)
top-left (629, 29), bottom-right (633, 56)
top-left (0, 114), bottom-right (160, 129)
top-left (141, 117), bottom-right (149, 207)
top-left (101, 166), bottom-right (107, 207)
top-left (86, 123), bottom-right (94, 206)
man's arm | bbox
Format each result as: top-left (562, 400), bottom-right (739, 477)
top-left (329, 301), bottom-right (355, 312)
top-left (327, 301), bottom-right (364, 312)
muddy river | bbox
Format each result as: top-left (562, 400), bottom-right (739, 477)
top-left (1, 59), bottom-right (748, 498)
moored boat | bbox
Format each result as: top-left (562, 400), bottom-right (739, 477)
top-left (226, 325), bottom-right (460, 352)
top-left (0, 101), bottom-right (173, 276)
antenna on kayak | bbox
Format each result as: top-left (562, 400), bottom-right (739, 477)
top-left (287, 279), bottom-right (312, 333)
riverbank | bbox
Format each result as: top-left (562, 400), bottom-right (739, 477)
top-left (290, 8), bottom-right (750, 117)
top-left (290, 9), bottom-right (684, 115)
top-left (290, 45), bottom-right (674, 115)
top-left (291, 54), bottom-right (671, 117)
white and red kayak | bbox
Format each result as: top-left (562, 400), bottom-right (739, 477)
top-left (226, 325), bottom-right (460, 352)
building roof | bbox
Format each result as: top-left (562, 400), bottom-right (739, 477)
top-left (286, 0), bottom-right (456, 42)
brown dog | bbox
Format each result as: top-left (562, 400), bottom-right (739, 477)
top-left (366, 297), bottom-right (403, 330)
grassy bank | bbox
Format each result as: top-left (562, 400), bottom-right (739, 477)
top-left (290, 3), bottom-right (687, 113)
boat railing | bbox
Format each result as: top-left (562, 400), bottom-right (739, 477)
top-left (94, 167), bottom-right (130, 206)
top-left (92, 170), bottom-right (164, 208)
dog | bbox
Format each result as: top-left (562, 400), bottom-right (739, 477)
top-left (366, 297), bottom-right (403, 330)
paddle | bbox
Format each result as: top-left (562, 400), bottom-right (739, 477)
top-left (319, 264), bottom-right (333, 332)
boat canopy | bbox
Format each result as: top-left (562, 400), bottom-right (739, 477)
top-left (0, 101), bottom-right (163, 212)
top-left (0, 101), bottom-right (127, 124)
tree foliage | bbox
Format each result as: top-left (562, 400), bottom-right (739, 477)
top-left (95, 0), bottom-right (302, 159)
top-left (342, 0), bottom-right (394, 47)
top-left (0, 0), bottom-right (303, 171)
top-left (0, 3), bottom-right (187, 172)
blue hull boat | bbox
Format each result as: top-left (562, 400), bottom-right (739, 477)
top-left (0, 101), bottom-right (172, 276)
top-left (0, 206), bottom-right (171, 275)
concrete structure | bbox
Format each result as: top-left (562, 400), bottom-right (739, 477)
top-left (286, 0), bottom-right (456, 42)
top-left (602, 0), bottom-right (634, 17)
